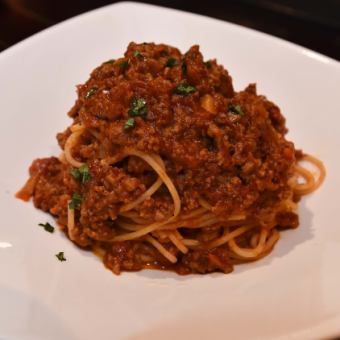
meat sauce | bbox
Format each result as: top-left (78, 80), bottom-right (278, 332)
top-left (18, 42), bottom-right (298, 274)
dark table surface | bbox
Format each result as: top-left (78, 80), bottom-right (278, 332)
top-left (0, 0), bottom-right (340, 61)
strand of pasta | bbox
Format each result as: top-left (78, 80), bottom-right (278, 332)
top-left (67, 203), bottom-right (76, 241)
top-left (112, 149), bottom-right (181, 241)
top-left (250, 232), bottom-right (260, 248)
top-left (228, 228), bottom-right (268, 258)
top-left (116, 220), bottom-right (146, 231)
top-left (293, 154), bottom-right (326, 195)
top-left (60, 126), bottom-right (324, 266)
top-left (124, 148), bottom-right (181, 217)
top-left (126, 207), bottom-right (207, 225)
top-left (120, 177), bottom-right (163, 213)
top-left (180, 207), bottom-right (207, 219)
top-left (118, 213), bottom-right (153, 225)
top-left (64, 126), bottom-right (85, 168)
top-left (70, 123), bottom-right (84, 132)
top-left (293, 165), bottom-right (316, 195)
top-left (198, 198), bottom-right (246, 223)
top-left (208, 225), bottom-right (255, 248)
top-left (58, 124), bottom-right (84, 239)
top-left (92, 244), bottom-right (106, 259)
top-left (174, 230), bottom-right (184, 239)
top-left (19, 115), bottom-right (327, 270)
top-left (145, 235), bottom-right (177, 263)
top-left (118, 207), bottom-right (209, 233)
top-left (160, 212), bottom-right (246, 231)
top-left (160, 215), bottom-right (220, 230)
top-left (116, 211), bottom-right (216, 232)
top-left (58, 152), bottom-right (67, 165)
top-left (302, 154), bottom-right (326, 190)
top-left (262, 229), bottom-right (280, 254)
top-left (15, 174), bottom-right (39, 201)
top-left (182, 239), bottom-right (200, 246)
top-left (168, 232), bottom-right (188, 254)
top-left (103, 150), bottom-right (167, 217)
top-left (231, 228), bottom-right (280, 261)
top-left (198, 197), bottom-right (213, 210)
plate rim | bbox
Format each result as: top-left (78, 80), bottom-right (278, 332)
top-left (0, 1), bottom-right (339, 70)
top-left (1, 2), bottom-right (340, 339)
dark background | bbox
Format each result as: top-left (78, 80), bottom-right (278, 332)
top-left (0, 0), bottom-right (340, 60)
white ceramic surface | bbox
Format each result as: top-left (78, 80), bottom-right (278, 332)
top-left (1, 2), bottom-right (340, 339)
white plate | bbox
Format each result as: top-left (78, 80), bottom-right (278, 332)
top-left (1, 2), bottom-right (340, 339)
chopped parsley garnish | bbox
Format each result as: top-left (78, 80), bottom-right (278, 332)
top-left (133, 50), bottom-right (142, 58)
top-left (229, 104), bottom-right (245, 116)
top-left (166, 57), bottom-right (178, 67)
top-left (204, 61), bottom-right (212, 69)
top-left (69, 193), bottom-right (82, 210)
top-left (56, 252), bottom-right (66, 262)
top-left (71, 164), bottom-right (91, 184)
top-left (85, 87), bottom-right (97, 99)
top-left (128, 97), bottom-right (147, 117)
top-left (173, 83), bottom-right (196, 95)
top-left (119, 60), bottom-right (129, 71)
top-left (38, 222), bottom-right (54, 233)
top-left (103, 59), bottom-right (115, 65)
top-left (124, 118), bottom-right (135, 130)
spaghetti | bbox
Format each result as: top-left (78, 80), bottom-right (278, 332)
top-left (17, 42), bottom-right (325, 275)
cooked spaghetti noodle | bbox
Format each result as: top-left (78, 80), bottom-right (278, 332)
top-left (17, 42), bottom-right (325, 275)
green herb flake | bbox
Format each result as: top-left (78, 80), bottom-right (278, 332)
top-left (118, 60), bottom-right (129, 71)
top-left (133, 50), bottom-right (142, 58)
top-left (173, 84), bottom-right (196, 95)
top-left (229, 104), bottom-right (245, 116)
top-left (103, 59), bottom-right (115, 65)
top-left (71, 164), bottom-right (91, 184)
top-left (124, 117), bottom-right (135, 130)
top-left (69, 193), bottom-right (82, 210)
top-left (204, 61), bottom-right (212, 69)
top-left (56, 252), bottom-right (66, 262)
top-left (38, 222), bottom-right (54, 233)
top-left (85, 87), bottom-right (97, 99)
top-left (128, 97), bottom-right (147, 117)
top-left (70, 168), bottom-right (80, 181)
top-left (166, 58), bottom-right (178, 67)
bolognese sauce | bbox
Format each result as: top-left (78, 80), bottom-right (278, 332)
top-left (17, 42), bottom-right (325, 274)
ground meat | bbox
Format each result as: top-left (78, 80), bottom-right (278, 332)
top-left (30, 157), bottom-right (76, 215)
top-left (181, 247), bottom-right (233, 274)
top-left (276, 211), bottom-right (299, 229)
top-left (19, 42), bottom-right (299, 275)
top-left (104, 240), bottom-right (233, 275)
top-left (104, 241), bottom-right (179, 274)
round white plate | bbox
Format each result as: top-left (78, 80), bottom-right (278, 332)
top-left (1, 2), bottom-right (340, 339)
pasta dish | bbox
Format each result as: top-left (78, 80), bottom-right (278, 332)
top-left (17, 42), bottom-right (325, 274)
